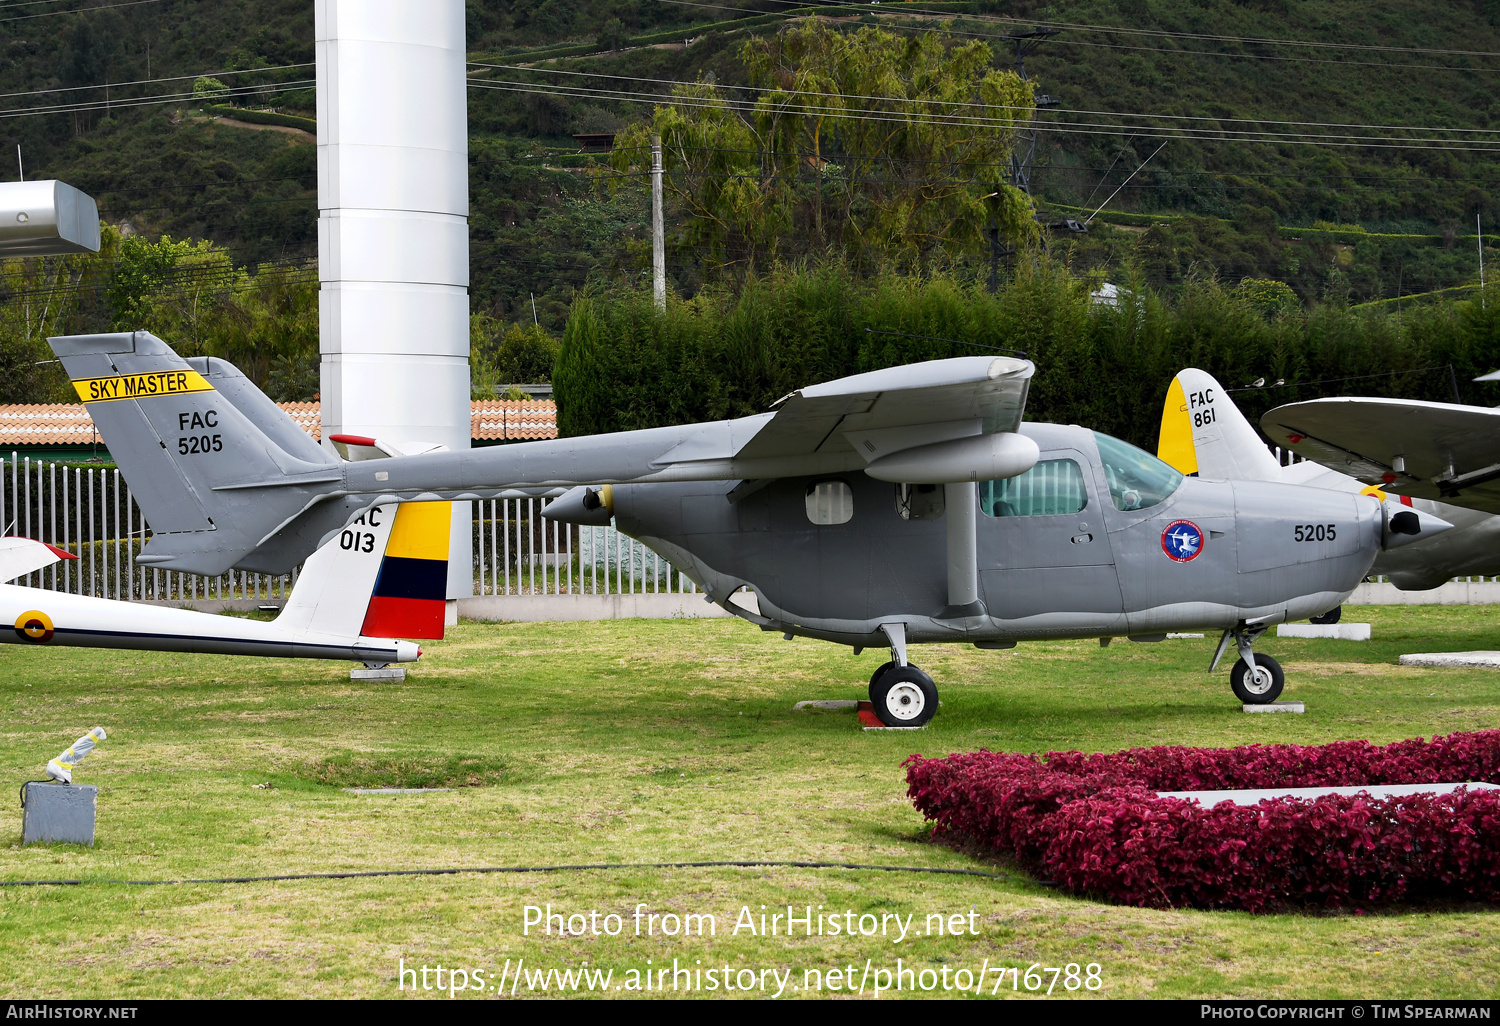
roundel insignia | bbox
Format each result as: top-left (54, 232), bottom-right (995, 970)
top-left (15, 609), bottom-right (54, 643)
top-left (1161, 520), bottom-right (1205, 563)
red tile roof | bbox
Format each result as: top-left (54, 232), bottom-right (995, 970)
top-left (471, 400), bottom-right (558, 442)
top-left (0, 404), bottom-right (98, 444)
top-left (0, 400), bottom-right (558, 447)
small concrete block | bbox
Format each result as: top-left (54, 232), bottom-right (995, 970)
top-left (1243, 701), bottom-right (1305, 714)
top-left (1276, 623), bottom-right (1372, 640)
top-left (1166, 633), bottom-right (1205, 639)
top-left (22, 783), bottom-right (97, 846)
top-left (1399, 651), bottom-right (1500, 668)
top-left (351, 666), bottom-right (406, 682)
top-left (343, 788), bottom-right (453, 795)
top-left (794, 700), bottom-right (859, 711)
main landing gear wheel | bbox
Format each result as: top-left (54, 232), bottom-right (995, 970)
top-left (871, 665), bottom-right (939, 727)
top-left (868, 661), bottom-right (895, 703)
top-left (1230, 654), bottom-right (1284, 704)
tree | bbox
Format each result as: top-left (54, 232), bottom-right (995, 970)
top-left (611, 19), bottom-right (1038, 277)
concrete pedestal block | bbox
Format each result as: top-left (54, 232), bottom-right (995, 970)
top-left (1399, 651), bottom-right (1500, 668)
top-left (1276, 623), bottom-right (1372, 640)
top-left (21, 783), bottom-right (97, 845)
top-left (1242, 701), bottom-right (1305, 714)
top-left (351, 665), bottom-right (406, 681)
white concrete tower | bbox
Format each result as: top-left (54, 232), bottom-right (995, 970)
top-left (316, 0), bottom-right (472, 598)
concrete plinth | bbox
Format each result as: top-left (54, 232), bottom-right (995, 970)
top-left (1399, 651), bottom-right (1500, 668)
top-left (1243, 701), bottom-right (1305, 714)
top-left (794, 700), bottom-right (859, 711)
top-left (21, 782), bottom-right (97, 845)
top-left (1159, 781), bottom-right (1500, 806)
top-left (1276, 623), bottom-right (1372, 640)
top-left (351, 666), bottom-right (406, 681)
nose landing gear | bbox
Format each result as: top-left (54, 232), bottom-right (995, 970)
top-left (1212, 623), bottom-right (1285, 705)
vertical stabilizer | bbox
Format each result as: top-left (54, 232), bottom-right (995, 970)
top-left (275, 503), bottom-right (398, 638)
top-left (1158, 369), bottom-right (1285, 482)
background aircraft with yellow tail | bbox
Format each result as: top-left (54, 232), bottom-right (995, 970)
top-left (1159, 368), bottom-right (1500, 595)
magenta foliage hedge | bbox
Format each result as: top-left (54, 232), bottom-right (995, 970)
top-left (904, 731), bottom-right (1500, 911)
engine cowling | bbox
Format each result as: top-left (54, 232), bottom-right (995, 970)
top-left (863, 431), bottom-right (1040, 484)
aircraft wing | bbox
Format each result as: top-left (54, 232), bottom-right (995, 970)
top-left (0, 537), bottom-right (73, 582)
top-left (1261, 398), bottom-right (1500, 514)
top-left (726, 356), bottom-right (1033, 463)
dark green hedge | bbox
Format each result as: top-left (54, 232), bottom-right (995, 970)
top-left (555, 262), bottom-right (1500, 450)
top-left (206, 105), bottom-right (316, 134)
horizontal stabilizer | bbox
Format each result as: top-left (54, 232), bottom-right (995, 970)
top-left (0, 537), bottom-right (75, 582)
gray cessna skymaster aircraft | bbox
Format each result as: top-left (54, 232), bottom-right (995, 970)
top-left (50, 331), bottom-right (1452, 725)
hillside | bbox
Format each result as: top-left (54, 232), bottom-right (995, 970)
top-left (0, 1), bottom-right (1495, 325)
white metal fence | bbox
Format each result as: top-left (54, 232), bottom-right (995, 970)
top-left (1, 455), bottom-right (297, 601)
top-left (1, 456), bottom-right (697, 601)
top-left (472, 497), bottom-right (697, 596)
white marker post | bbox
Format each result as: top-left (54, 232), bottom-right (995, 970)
top-left (316, 0), bottom-right (472, 602)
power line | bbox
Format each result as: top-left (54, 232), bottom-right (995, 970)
top-left (0, 78), bottom-right (314, 120)
top-left (647, 0), bottom-right (1500, 72)
top-left (0, 62), bottom-right (313, 103)
top-left (467, 78), bottom-right (1500, 154)
top-left (473, 61), bottom-right (1500, 138)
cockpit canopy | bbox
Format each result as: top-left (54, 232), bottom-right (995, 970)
top-left (1093, 431), bottom-right (1183, 511)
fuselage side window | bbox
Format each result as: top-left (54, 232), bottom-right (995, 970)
top-left (1092, 431), bottom-right (1184, 511)
top-left (806, 479), bottom-right (854, 525)
top-left (980, 458), bottom-right (1088, 517)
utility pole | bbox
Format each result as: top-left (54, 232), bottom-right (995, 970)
top-left (983, 187), bottom-right (1006, 294)
top-left (651, 134), bottom-right (665, 312)
top-left (1480, 213), bottom-right (1487, 310)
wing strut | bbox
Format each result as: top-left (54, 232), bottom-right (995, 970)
top-left (942, 481), bottom-right (986, 618)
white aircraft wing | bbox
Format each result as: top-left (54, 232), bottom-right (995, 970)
top-left (0, 537), bottom-right (71, 583)
top-left (1262, 398), bottom-right (1500, 514)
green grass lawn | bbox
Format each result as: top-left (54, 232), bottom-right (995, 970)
top-left (4, 605), bottom-right (1500, 999)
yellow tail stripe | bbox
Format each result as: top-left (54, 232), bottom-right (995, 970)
top-left (1157, 377), bottom-right (1199, 476)
top-left (72, 369), bottom-right (214, 404)
top-left (385, 502), bottom-right (452, 562)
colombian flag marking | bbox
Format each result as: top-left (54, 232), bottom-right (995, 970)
top-left (72, 369), bottom-right (214, 404)
top-left (361, 502), bottom-right (451, 641)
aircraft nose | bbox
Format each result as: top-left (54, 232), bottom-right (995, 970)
top-left (1381, 500), bottom-right (1454, 550)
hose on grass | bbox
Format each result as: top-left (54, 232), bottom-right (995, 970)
top-left (0, 859), bottom-right (1053, 888)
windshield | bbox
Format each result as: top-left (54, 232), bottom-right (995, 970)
top-left (1093, 431), bottom-right (1183, 512)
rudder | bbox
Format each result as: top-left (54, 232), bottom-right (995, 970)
top-left (361, 502), bottom-right (452, 640)
top-left (1158, 368), bottom-right (1284, 482)
top-left (49, 331), bottom-right (343, 576)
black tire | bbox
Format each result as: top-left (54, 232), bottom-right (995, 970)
top-left (868, 661), bottom-right (895, 704)
top-left (1230, 654), bottom-right (1284, 704)
top-left (1309, 606), bottom-right (1342, 625)
top-left (871, 665), bottom-right (939, 727)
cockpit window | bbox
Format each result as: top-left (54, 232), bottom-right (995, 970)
top-left (1093, 431), bottom-right (1183, 511)
top-left (981, 459), bottom-right (1088, 517)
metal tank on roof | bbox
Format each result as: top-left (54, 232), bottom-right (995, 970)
top-left (315, 0), bottom-right (473, 599)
